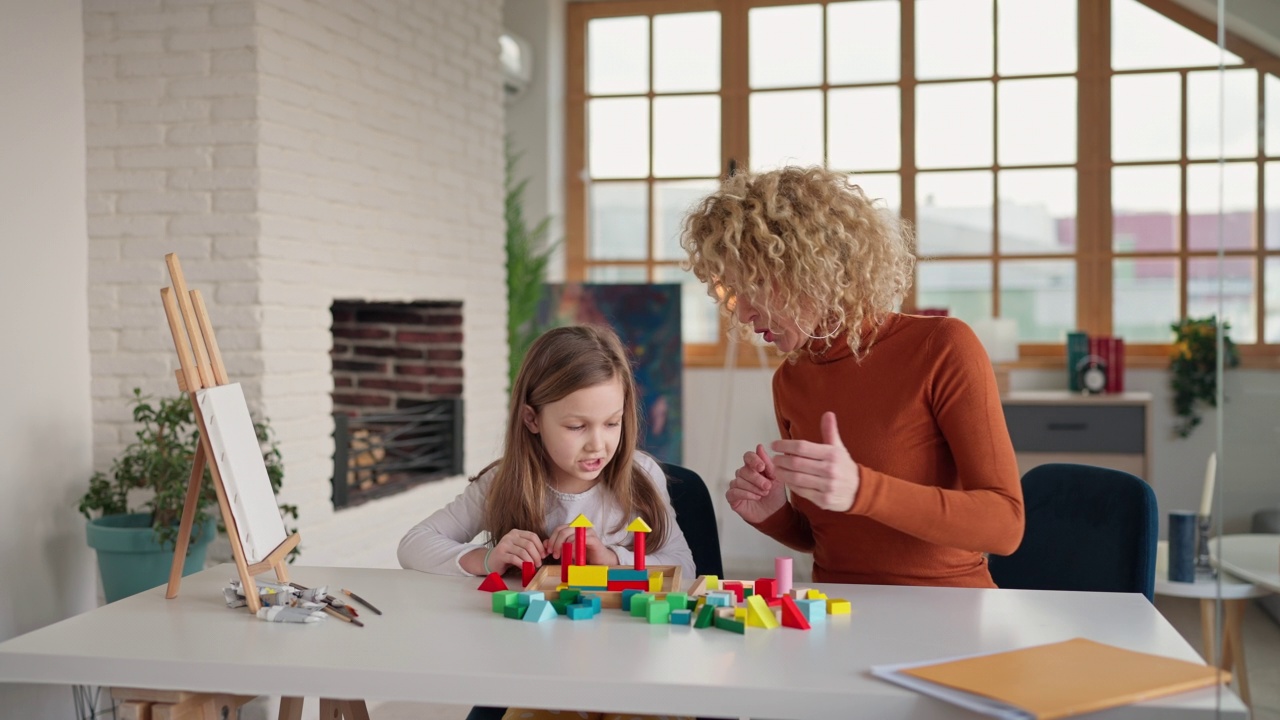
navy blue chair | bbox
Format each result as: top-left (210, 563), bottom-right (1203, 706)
top-left (464, 463), bottom-right (725, 720)
top-left (988, 463), bottom-right (1158, 601)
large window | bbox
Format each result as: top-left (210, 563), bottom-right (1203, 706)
top-left (566, 0), bottom-right (1280, 367)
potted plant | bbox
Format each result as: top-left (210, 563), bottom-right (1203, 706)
top-left (1169, 316), bottom-right (1240, 438)
top-left (505, 137), bottom-right (559, 391)
top-left (80, 389), bottom-right (298, 602)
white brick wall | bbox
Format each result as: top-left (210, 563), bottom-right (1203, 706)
top-left (86, 0), bottom-right (506, 568)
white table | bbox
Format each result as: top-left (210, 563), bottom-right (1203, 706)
top-left (1213, 533), bottom-right (1280, 593)
top-left (0, 565), bottom-right (1247, 719)
top-left (1154, 540), bottom-right (1268, 706)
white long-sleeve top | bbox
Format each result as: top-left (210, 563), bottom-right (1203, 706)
top-left (397, 451), bottom-right (696, 578)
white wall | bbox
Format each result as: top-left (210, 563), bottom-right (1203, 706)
top-left (0, 0), bottom-right (95, 716)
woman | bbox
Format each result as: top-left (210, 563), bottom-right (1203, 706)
top-left (681, 165), bottom-right (1023, 588)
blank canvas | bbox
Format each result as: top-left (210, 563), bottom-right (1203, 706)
top-left (197, 383), bottom-right (288, 565)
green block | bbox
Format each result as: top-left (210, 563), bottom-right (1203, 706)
top-left (664, 593), bottom-right (687, 611)
top-left (646, 600), bottom-right (671, 624)
top-left (714, 614), bottom-right (745, 634)
top-left (687, 597), bottom-right (699, 611)
top-left (743, 587), bottom-right (754, 598)
top-left (558, 589), bottom-right (581, 604)
top-left (551, 599), bottom-right (569, 615)
top-left (630, 593), bottom-right (654, 618)
top-left (491, 590), bottom-right (517, 613)
top-left (503, 604), bottom-right (527, 620)
top-left (694, 605), bottom-right (715, 629)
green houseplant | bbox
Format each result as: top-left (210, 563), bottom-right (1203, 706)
top-left (80, 389), bottom-right (298, 601)
top-left (505, 137), bottom-right (559, 391)
top-left (1169, 316), bottom-right (1240, 438)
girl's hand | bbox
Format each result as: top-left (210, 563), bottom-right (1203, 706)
top-left (726, 443), bottom-right (787, 524)
top-left (544, 524), bottom-right (619, 566)
top-left (770, 411), bottom-right (860, 513)
top-left (488, 529), bottom-right (545, 574)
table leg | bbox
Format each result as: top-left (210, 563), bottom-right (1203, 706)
top-left (1199, 599), bottom-right (1218, 665)
top-left (337, 700), bottom-right (371, 720)
top-left (319, 699), bottom-right (340, 720)
top-left (1225, 599), bottom-right (1251, 707)
top-left (278, 697), bottom-right (304, 720)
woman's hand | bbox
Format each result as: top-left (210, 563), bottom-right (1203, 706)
top-left (726, 444), bottom-right (787, 524)
top-left (771, 411), bottom-right (860, 513)
top-left (544, 524), bottom-right (619, 566)
top-left (487, 529), bottom-right (546, 574)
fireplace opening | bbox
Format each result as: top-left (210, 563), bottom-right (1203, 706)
top-left (330, 300), bottom-right (464, 509)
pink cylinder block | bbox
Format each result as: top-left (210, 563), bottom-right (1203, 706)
top-left (775, 556), bottom-right (793, 597)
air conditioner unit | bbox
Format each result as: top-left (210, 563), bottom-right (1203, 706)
top-left (499, 32), bottom-right (533, 104)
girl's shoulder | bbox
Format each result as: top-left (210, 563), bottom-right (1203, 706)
top-left (632, 451), bottom-right (669, 495)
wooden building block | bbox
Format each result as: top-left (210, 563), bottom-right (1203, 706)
top-left (694, 604), bottom-right (716, 628)
top-left (608, 568), bottom-right (648, 581)
top-left (504, 605), bottom-right (527, 620)
top-left (647, 572), bottom-right (663, 592)
top-left (754, 578), bottom-right (776, 600)
top-left (828, 598), bottom-right (851, 614)
top-left (524, 599), bottom-right (557, 622)
top-left (478, 573), bottom-right (507, 592)
top-left (646, 600), bottom-right (671, 624)
top-left (714, 614), bottom-right (745, 634)
top-left (491, 590), bottom-right (517, 613)
top-left (671, 609), bottom-right (692, 625)
top-left (522, 561), bottom-right (536, 588)
top-left (795, 598), bottom-right (826, 624)
top-left (664, 592), bottom-right (688, 610)
top-left (516, 591), bottom-right (545, 607)
top-left (780, 595), bottom-right (811, 630)
top-left (566, 605), bottom-right (595, 620)
top-left (630, 593), bottom-right (655, 617)
top-left (746, 595), bottom-right (780, 629)
top-left (568, 565), bottom-right (609, 588)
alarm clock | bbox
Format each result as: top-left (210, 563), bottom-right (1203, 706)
top-left (1075, 354), bottom-right (1108, 395)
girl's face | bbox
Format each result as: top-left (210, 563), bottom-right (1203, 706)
top-left (523, 377), bottom-right (625, 494)
top-left (733, 291), bottom-right (812, 353)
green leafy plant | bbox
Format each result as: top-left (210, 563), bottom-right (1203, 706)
top-left (1169, 316), bottom-right (1240, 438)
top-left (79, 389), bottom-right (299, 556)
top-left (505, 137), bottom-right (559, 391)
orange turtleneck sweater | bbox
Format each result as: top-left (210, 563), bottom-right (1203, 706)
top-left (753, 313), bottom-right (1024, 588)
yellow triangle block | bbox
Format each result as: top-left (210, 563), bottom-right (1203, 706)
top-left (625, 517), bottom-right (652, 533)
top-left (569, 514), bottom-right (594, 528)
top-left (746, 595), bottom-right (780, 629)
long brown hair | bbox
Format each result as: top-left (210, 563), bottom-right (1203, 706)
top-left (478, 325), bottom-right (670, 552)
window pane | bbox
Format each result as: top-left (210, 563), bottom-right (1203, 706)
top-left (999, 169), bottom-right (1076, 254)
top-left (750, 90), bottom-right (824, 170)
top-left (827, 1), bottom-right (899, 84)
top-left (997, 0), bottom-right (1076, 76)
top-left (1267, 74), bottom-right (1280, 158)
top-left (656, 265), bottom-right (720, 345)
top-left (916, 0), bottom-right (993, 80)
top-left (917, 82), bottom-right (993, 168)
top-left (589, 98), bottom-right (649, 179)
top-left (1267, 257), bottom-right (1280, 342)
top-left (1000, 260), bottom-right (1076, 342)
top-left (1188, 257), bottom-right (1256, 344)
top-left (587, 265), bottom-right (648, 283)
top-left (1112, 74), bottom-right (1180, 162)
top-left (588, 17), bottom-right (648, 95)
top-left (1111, 0), bottom-right (1242, 71)
top-left (1268, 161), bottom-right (1280, 250)
top-left (998, 78), bottom-right (1077, 166)
top-left (589, 182), bottom-right (647, 260)
top-left (848, 172), bottom-right (901, 215)
top-left (917, 260), bottom-right (993, 322)
top-left (1113, 165), bottom-right (1180, 253)
top-left (1114, 258), bottom-right (1180, 342)
top-left (828, 87), bottom-right (900, 171)
top-left (917, 171), bottom-right (993, 256)
top-left (1187, 69), bottom-right (1259, 160)
top-left (653, 95), bottom-right (720, 178)
top-left (653, 12), bottom-right (720, 93)
top-left (654, 180), bottom-right (718, 261)
top-left (1187, 162), bottom-right (1257, 252)
top-left (749, 4), bottom-right (822, 90)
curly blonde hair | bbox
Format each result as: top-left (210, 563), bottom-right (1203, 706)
top-left (680, 166), bottom-right (916, 360)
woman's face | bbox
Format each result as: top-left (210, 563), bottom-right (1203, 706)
top-left (733, 291), bottom-right (812, 353)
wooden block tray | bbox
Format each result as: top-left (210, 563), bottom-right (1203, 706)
top-left (525, 564), bottom-right (682, 609)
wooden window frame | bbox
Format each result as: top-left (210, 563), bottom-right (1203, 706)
top-left (566, 0), bottom-right (1280, 369)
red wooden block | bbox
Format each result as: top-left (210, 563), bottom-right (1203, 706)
top-left (767, 598), bottom-right (783, 608)
top-left (607, 580), bottom-right (649, 591)
top-left (754, 578), bottom-right (776, 600)
top-left (722, 581), bottom-right (745, 603)
top-left (780, 595), bottom-right (811, 630)
top-left (522, 561), bottom-right (536, 588)
top-left (561, 541), bottom-right (574, 582)
top-left (477, 573), bottom-right (507, 593)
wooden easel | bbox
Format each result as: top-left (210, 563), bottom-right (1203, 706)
top-left (160, 253), bottom-right (300, 614)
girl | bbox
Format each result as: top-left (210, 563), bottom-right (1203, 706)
top-left (681, 165), bottom-right (1024, 589)
top-left (397, 323), bottom-right (694, 584)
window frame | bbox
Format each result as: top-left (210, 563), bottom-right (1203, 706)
top-left (566, 0), bottom-right (1280, 369)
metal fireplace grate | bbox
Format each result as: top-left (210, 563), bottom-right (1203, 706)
top-left (331, 398), bottom-right (463, 508)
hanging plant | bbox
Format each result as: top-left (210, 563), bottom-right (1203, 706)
top-left (1169, 316), bottom-right (1239, 438)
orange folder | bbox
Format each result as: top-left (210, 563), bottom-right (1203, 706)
top-left (897, 638), bottom-right (1229, 719)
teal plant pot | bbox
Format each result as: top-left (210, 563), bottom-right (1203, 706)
top-left (86, 512), bottom-right (216, 603)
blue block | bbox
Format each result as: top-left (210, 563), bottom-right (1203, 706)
top-left (566, 605), bottom-right (595, 620)
top-left (523, 599), bottom-right (557, 623)
top-left (568, 585), bottom-right (608, 592)
top-left (796, 598), bottom-right (826, 624)
top-left (621, 589), bottom-right (643, 611)
top-left (576, 594), bottom-right (602, 613)
top-left (516, 591), bottom-right (545, 607)
top-left (705, 591), bottom-right (733, 607)
top-left (670, 609), bottom-right (692, 625)
top-left (608, 568), bottom-right (649, 582)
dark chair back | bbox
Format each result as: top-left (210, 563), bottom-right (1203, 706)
top-left (988, 463), bottom-right (1158, 601)
top-left (661, 462), bottom-right (724, 579)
